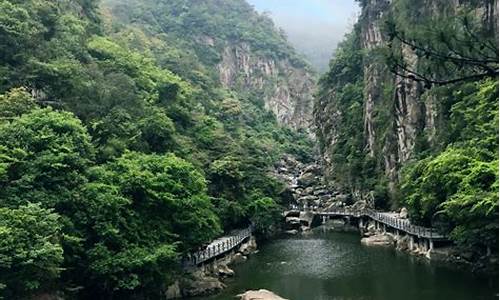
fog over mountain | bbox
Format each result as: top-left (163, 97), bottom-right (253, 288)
top-left (247, 0), bottom-right (360, 73)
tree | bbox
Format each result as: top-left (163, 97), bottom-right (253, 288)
top-left (70, 152), bottom-right (221, 296)
top-left (0, 88), bottom-right (37, 119)
top-left (0, 204), bottom-right (63, 299)
top-left (384, 0), bottom-right (498, 87)
top-left (401, 147), bottom-right (498, 259)
top-left (246, 197), bottom-right (281, 237)
top-left (0, 108), bottom-right (94, 208)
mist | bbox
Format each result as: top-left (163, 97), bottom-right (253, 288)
top-left (248, 0), bottom-right (360, 73)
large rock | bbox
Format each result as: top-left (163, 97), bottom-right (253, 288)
top-left (361, 233), bottom-right (394, 246)
top-left (165, 281), bottom-right (181, 299)
top-left (297, 172), bottom-right (317, 187)
top-left (302, 164), bottom-right (321, 174)
top-left (396, 234), bottom-right (411, 251)
top-left (231, 253), bottom-right (247, 264)
top-left (285, 216), bottom-right (301, 225)
top-left (399, 207), bottom-right (408, 219)
top-left (298, 195), bottom-right (318, 202)
top-left (217, 264), bottom-right (235, 277)
top-left (238, 289), bottom-right (288, 300)
top-left (239, 237), bottom-right (257, 255)
top-left (350, 200), bottom-right (368, 210)
top-left (304, 186), bottom-right (315, 195)
top-left (181, 271), bottom-right (225, 297)
top-left (313, 189), bottom-right (329, 196)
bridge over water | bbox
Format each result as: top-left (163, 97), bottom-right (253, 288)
top-left (183, 226), bottom-right (253, 268)
top-left (288, 208), bottom-right (448, 252)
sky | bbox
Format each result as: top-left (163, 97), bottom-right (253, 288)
top-left (246, 0), bottom-right (360, 73)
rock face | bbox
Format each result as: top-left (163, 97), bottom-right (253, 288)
top-left (180, 271), bottom-right (226, 298)
top-left (275, 155), bottom-right (350, 214)
top-left (238, 289), bottom-right (288, 300)
top-left (218, 42), bottom-right (315, 130)
top-left (361, 233), bottom-right (394, 247)
top-left (166, 236), bottom-right (258, 299)
top-left (314, 0), bottom-right (499, 199)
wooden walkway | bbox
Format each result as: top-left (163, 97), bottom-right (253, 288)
top-left (314, 208), bottom-right (447, 240)
top-left (183, 226), bottom-right (253, 267)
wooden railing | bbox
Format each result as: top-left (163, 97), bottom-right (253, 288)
top-left (316, 208), bottom-right (446, 239)
top-left (183, 226), bottom-right (253, 267)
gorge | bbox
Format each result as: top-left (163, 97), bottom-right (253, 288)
top-left (0, 0), bottom-right (497, 299)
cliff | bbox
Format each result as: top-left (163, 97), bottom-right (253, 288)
top-left (102, 0), bottom-right (316, 130)
top-left (218, 42), bottom-right (315, 129)
top-left (314, 0), bottom-right (498, 205)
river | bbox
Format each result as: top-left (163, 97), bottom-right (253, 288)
top-left (201, 228), bottom-right (498, 300)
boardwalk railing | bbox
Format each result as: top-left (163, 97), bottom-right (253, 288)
top-left (317, 208), bottom-right (446, 239)
top-left (183, 226), bottom-right (253, 268)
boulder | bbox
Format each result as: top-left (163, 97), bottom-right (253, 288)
top-left (335, 194), bottom-right (349, 202)
top-left (165, 281), bottom-right (181, 299)
top-left (350, 200), bottom-right (368, 210)
top-left (217, 264), bottom-right (235, 277)
top-left (285, 229), bottom-right (298, 235)
top-left (325, 201), bottom-right (343, 211)
top-left (302, 164), bottom-right (321, 174)
top-left (396, 235), bottom-right (411, 251)
top-left (313, 189), bottom-right (329, 196)
top-left (277, 167), bottom-right (288, 173)
top-left (361, 234), bottom-right (394, 246)
top-left (297, 172), bottom-right (317, 187)
top-left (298, 195), bottom-right (318, 202)
top-left (285, 216), bottom-right (301, 225)
top-left (181, 272), bottom-right (225, 297)
top-left (304, 187), bottom-right (315, 195)
top-left (232, 253), bottom-right (247, 264)
top-left (399, 207), bottom-right (408, 219)
top-left (282, 154), bottom-right (299, 168)
top-left (319, 195), bottom-right (331, 202)
top-left (238, 290), bottom-right (288, 300)
top-left (239, 237), bottom-right (257, 255)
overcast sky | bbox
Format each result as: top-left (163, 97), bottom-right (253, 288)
top-left (247, 0), bottom-right (360, 72)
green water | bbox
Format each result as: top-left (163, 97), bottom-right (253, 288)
top-left (201, 229), bottom-right (498, 300)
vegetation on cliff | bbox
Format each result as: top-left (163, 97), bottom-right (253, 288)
top-left (0, 0), bottom-right (313, 298)
top-left (315, 0), bottom-right (498, 266)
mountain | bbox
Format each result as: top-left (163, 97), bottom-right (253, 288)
top-left (0, 0), bottom-right (315, 298)
top-left (314, 0), bottom-right (498, 265)
top-left (102, 0), bottom-right (316, 129)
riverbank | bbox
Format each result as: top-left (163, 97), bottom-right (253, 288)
top-left (166, 235), bottom-right (258, 299)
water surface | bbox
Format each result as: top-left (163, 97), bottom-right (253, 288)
top-left (202, 229), bottom-right (498, 300)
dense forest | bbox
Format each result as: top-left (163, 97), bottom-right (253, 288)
top-left (315, 0), bottom-right (498, 269)
top-left (0, 0), bottom-right (313, 298)
top-left (0, 0), bottom-right (498, 299)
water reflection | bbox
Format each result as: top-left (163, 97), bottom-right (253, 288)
top-left (203, 229), bottom-right (498, 300)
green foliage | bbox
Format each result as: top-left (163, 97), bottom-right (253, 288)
top-left (70, 152), bottom-right (221, 296)
top-left (246, 197), bottom-right (282, 237)
top-left (400, 79), bottom-right (498, 258)
top-left (319, 0), bottom-right (498, 266)
top-left (0, 0), bottom-right (314, 297)
top-left (0, 204), bottom-right (63, 299)
top-left (401, 148), bottom-right (498, 257)
top-left (0, 88), bottom-right (37, 119)
top-left (0, 108), bottom-right (94, 207)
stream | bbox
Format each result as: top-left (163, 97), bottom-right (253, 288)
top-left (201, 229), bottom-right (498, 300)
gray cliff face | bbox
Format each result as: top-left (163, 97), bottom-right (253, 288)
top-left (217, 43), bottom-right (315, 130)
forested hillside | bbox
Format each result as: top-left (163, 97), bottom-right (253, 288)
top-left (315, 0), bottom-right (498, 268)
top-left (0, 0), bottom-right (314, 298)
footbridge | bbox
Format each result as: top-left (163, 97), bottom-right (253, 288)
top-left (316, 208), bottom-right (447, 240)
top-left (287, 208), bottom-right (448, 251)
